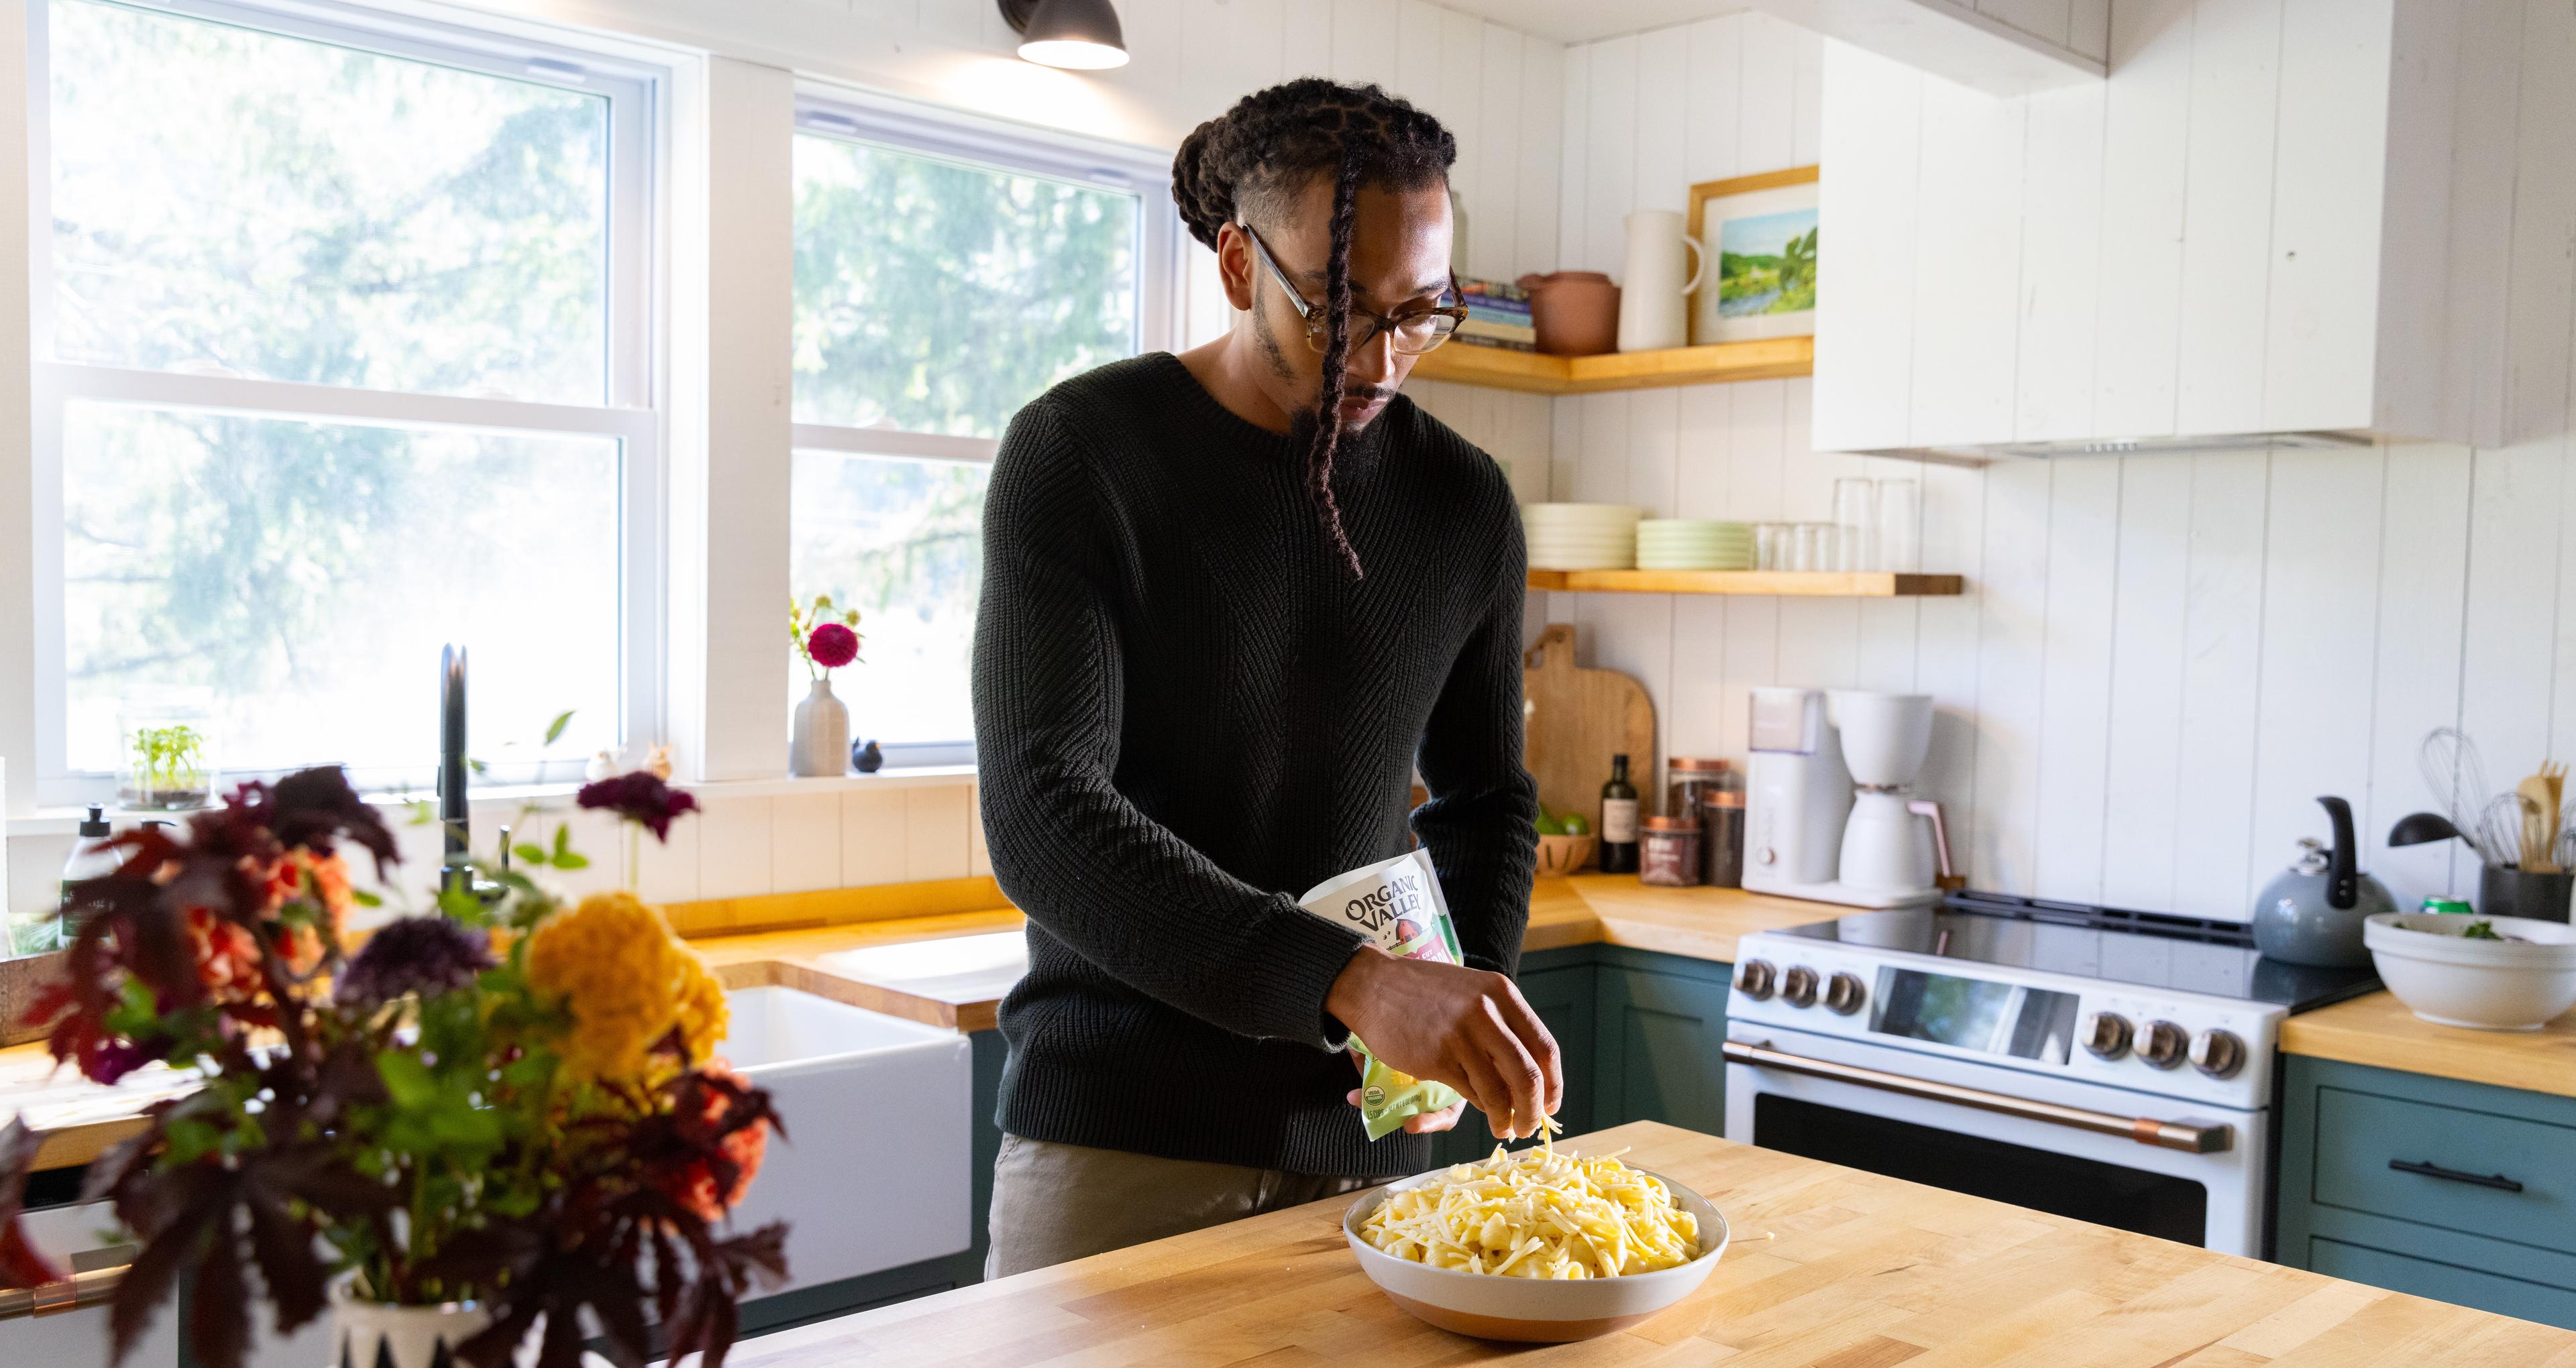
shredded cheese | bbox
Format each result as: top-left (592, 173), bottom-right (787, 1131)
top-left (1356, 1118), bottom-right (1701, 1279)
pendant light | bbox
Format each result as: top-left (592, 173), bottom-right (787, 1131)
top-left (998, 0), bottom-right (1129, 70)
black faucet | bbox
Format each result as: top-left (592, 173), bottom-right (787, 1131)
top-left (438, 644), bottom-right (473, 896)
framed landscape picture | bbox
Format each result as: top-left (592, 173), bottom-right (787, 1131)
top-left (1688, 166), bottom-right (1819, 345)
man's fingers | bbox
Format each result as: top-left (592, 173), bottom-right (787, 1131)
top-left (1485, 980), bottom-right (1562, 1118)
top-left (1450, 1045), bottom-right (1511, 1131)
top-left (1404, 1102), bottom-right (1466, 1135)
top-left (1471, 998), bottom-right (1548, 1137)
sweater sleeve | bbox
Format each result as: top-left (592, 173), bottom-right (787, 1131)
top-left (1410, 500), bottom-right (1540, 978)
top-left (971, 402), bottom-right (1370, 1050)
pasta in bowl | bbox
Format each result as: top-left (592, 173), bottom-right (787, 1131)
top-left (1342, 1136), bottom-right (1731, 1341)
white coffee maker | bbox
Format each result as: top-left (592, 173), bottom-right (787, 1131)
top-left (1741, 687), bottom-right (1958, 908)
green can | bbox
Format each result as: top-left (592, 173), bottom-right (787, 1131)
top-left (2421, 896), bottom-right (2473, 915)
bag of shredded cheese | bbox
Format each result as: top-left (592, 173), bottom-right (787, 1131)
top-left (1299, 850), bottom-right (1467, 1140)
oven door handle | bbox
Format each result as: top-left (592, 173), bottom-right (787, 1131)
top-left (1721, 1039), bottom-right (2233, 1154)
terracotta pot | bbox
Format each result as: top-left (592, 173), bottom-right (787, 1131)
top-left (1515, 271), bottom-right (1621, 357)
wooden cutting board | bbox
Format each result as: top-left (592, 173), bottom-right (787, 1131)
top-left (1521, 622), bottom-right (1656, 834)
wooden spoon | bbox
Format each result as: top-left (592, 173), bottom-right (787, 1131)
top-left (2518, 775), bottom-right (2559, 872)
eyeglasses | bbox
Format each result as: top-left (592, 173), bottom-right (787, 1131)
top-left (1238, 221), bottom-right (1466, 356)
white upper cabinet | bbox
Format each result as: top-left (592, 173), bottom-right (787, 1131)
top-left (1752, 0), bottom-right (2109, 97)
top-left (1811, 0), bottom-right (2563, 456)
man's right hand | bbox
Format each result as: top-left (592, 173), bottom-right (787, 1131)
top-left (1324, 948), bottom-right (1562, 1138)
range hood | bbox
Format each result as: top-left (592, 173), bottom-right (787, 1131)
top-left (1887, 431), bottom-right (2379, 463)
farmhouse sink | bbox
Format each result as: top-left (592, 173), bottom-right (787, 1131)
top-left (718, 986), bottom-right (973, 1293)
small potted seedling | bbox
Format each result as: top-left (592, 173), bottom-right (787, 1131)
top-left (117, 697), bottom-right (215, 809)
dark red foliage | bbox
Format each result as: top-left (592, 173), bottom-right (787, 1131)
top-left (0, 1121), bottom-right (68, 1290)
top-left (423, 1066), bottom-right (789, 1368)
top-left (576, 771), bottom-right (700, 842)
top-left (0, 768), bottom-right (409, 1368)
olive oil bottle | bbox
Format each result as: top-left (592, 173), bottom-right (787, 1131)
top-left (1599, 753), bottom-right (1640, 874)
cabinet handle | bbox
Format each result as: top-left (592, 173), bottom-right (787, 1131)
top-left (2388, 1158), bottom-right (2523, 1193)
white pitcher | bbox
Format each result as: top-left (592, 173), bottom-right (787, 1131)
top-left (1616, 209), bottom-right (1703, 352)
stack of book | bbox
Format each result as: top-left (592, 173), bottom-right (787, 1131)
top-left (1454, 278), bottom-right (1536, 351)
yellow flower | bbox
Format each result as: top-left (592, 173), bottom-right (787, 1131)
top-left (673, 952), bottom-right (728, 1066)
top-left (525, 891), bottom-right (726, 1083)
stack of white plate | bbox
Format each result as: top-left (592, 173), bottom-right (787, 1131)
top-left (1636, 519), bottom-right (1754, 571)
top-left (1523, 503), bottom-right (1642, 570)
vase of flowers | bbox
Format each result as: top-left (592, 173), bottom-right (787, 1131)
top-left (0, 766), bottom-right (785, 1368)
top-left (788, 595), bottom-right (862, 778)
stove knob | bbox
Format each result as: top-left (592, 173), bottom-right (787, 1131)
top-left (2079, 1011), bottom-right (2133, 1060)
top-left (2136, 1021), bottom-right (2188, 1070)
top-left (1823, 971), bottom-right (1867, 1015)
top-left (1735, 960), bottom-right (1777, 1001)
top-left (1780, 966), bottom-right (1819, 1008)
top-left (2190, 1028), bottom-right (2246, 1079)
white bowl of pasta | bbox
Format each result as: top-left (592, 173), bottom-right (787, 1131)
top-left (1341, 1141), bottom-right (1731, 1342)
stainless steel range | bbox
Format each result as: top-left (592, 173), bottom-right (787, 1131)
top-left (1723, 893), bottom-right (2379, 1258)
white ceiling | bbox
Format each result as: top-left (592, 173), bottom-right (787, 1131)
top-left (1428, 0), bottom-right (1754, 45)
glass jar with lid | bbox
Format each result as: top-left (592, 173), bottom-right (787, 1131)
top-left (1639, 816), bottom-right (1703, 887)
top-left (1666, 756), bottom-right (1735, 821)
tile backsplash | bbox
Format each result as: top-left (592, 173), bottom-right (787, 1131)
top-left (3, 776), bottom-right (993, 931)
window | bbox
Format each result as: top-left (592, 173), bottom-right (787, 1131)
top-left (30, 0), bottom-right (659, 801)
top-left (788, 100), bottom-right (1180, 762)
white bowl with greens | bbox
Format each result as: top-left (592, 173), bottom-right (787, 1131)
top-left (2363, 913), bottom-right (2576, 1031)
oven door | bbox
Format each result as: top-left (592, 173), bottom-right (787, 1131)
top-left (1723, 1020), bottom-right (2266, 1257)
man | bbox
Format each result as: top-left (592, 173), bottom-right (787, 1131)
top-left (971, 78), bottom-right (1554, 1278)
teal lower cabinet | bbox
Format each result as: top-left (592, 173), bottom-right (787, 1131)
top-left (1429, 944), bottom-right (1733, 1163)
top-left (1590, 947), bottom-right (1732, 1135)
top-left (2278, 1055), bottom-right (2576, 1330)
top-left (1431, 946), bottom-right (1601, 1165)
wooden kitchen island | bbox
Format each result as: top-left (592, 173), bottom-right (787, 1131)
top-left (721, 1122), bottom-right (2576, 1367)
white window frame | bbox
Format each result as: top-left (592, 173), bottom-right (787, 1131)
top-left (24, 0), bottom-right (665, 805)
top-left (788, 87), bottom-right (1184, 768)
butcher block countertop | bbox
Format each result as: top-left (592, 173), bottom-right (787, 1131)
top-left (0, 874), bottom-right (1846, 1172)
top-left (724, 1120), bottom-right (2576, 1367)
top-left (2281, 989), bottom-right (2576, 1099)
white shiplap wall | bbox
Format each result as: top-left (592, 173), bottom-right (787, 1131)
top-left (1536, 4), bottom-right (2576, 923)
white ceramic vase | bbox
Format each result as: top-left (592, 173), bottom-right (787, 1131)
top-left (332, 1294), bottom-right (488, 1368)
top-left (790, 677), bottom-right (849, 777)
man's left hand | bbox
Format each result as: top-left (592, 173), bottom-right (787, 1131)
top-left (1346, 1089), bottom-right (1464, 1134)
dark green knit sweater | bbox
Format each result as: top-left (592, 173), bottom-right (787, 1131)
top-left (972, 352), bottom-right (1538, 1178)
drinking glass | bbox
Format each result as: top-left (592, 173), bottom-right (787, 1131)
top-left (1877, 478), bottom-right (1921, 573)
top-left (1833, 478), bottom-right (1876, 571)
top-left (1793, 523), bottom-right (1835, 572)
top-left (1755, 522), bottom-right (1786, 571)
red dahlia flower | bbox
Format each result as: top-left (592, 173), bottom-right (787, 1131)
top-left (806, 622), bottom-right (859, 671)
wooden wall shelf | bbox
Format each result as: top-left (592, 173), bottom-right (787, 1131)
top-left (1527, 569), bottom-right (1964, 597)
top-left (1412, 336), bottom-right (1815, 394)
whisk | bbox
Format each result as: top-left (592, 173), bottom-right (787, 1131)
top-left (2419, 728), bottom-right (2576, 868)
top-left (2422, 729), bottom-right (2506, 863)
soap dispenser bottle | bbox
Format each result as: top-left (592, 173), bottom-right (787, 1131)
top-left (58, 805), bottom-right (120, 931)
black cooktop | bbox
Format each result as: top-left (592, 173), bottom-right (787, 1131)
top-left (1776, 891), bottom-right (2381, 1013)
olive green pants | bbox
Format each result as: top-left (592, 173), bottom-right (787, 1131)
top-left (984, 1134), bottom-right (1376, 1280)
